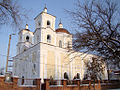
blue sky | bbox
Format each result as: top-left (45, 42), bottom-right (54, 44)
top-left (0, 0), bottom-right (120, 70)
top-left (0, 0), bottom-right (75, 69)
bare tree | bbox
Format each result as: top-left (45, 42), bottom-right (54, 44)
top-left (84, 57), bottom-right (104, 80)
top-left (0, 0), bottom-right (28, 30)
top-left (84, 57), bottom-right (105, 90)
top-left (67, 0), bottom-right (120, 79)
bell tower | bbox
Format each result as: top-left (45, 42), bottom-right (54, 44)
top-left (34, 6), bottom-right (56, 30)
top-left (17, 24), bottom-right (34, 54)
top-left (34, 6), bottom-right (56, 44)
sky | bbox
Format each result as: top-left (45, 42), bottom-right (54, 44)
top-left (0, 0), bottom-right (75, 70)
top-left (0, 0), bottom-right (120, 70)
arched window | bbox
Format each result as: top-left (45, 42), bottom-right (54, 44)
top-left (22, 76), bottom-right (24, 85)
top-left (20, 35), bottom-right (22, 41)
top-left (37, 35), bottom-right (39, 43)
top-left (26, 36), bottom-right (29, 42)
top-left (47, 34), bottom-right (51, 43)
top-left (34, 64), bottom-right (36, 70)
top-left (67, 41), bottom-right (70, 48)
top-left (50, 76), bottom-right (54, 85)
top-left (59, 40), bottom-right (62, 48)
top-left (33, 64), bottom-right (36, 75)
top-left (83, 74), bottom-right (88, 80)
top-left (47, 20), bottom-right (50, 26)
top-left (19, 47), bottom-right (20, 53)
top-left (33, 79), bottom-right (36, 85)
top-left (38, 21), bottom-right (41, 26)
top-left (64, 72), bottom-right (69, 79)
top-left (76, 73), bottom-right (80, 79)
top-left (73, 73), bottom-right (80, 80)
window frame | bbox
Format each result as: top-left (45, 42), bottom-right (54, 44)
top-left (47, 34), bottom-right (51, 43)
top-left (26, 36), bottom-right (29, 42)
top-left (47, 20), bottom-right (51, 26)
top-left (59, 40), bottom-right (62, 48)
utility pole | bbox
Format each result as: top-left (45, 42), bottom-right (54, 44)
top-left (6, 34), bottom-right (15, 72)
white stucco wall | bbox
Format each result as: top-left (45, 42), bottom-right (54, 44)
top-left (13, 7), bottom-right (108, 85)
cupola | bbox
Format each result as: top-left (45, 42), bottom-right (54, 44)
top-left (43, 5), bottom-right (47, 13)
top-left (56, 20), bottom-right (70, 34)
top-left (25, 24), bottom-right (28, 29)
top-left (58, 19), bottom-right (63, 28)
top-left (25, 24), bottom-right (30, 31)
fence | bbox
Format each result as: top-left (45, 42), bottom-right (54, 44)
top-left (43, 79), bottom-right (101, 90)
top-left (43, 79), bottom-right (120, 90)
top-left (0, 75), bottom-right (41, 90)
top-left (0, 75), bottom-right (120, 90)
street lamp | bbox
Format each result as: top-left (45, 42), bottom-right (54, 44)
top-left (5, 33), bottom-right (15, 73)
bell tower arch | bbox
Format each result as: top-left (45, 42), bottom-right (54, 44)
top-left (34, 6), bottom-right (56, 44)
top-left (17, 24), bottom-right (34, 54)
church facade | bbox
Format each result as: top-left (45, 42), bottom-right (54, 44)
top-left (13, 7), bottom-right (107, 84)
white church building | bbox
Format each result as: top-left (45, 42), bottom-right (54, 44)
top-left (13, 7), bottom-right (108, 84)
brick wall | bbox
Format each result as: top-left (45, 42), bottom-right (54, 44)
top-left (43, 79), bottom-right (101, 90)
top-left (0, 75), bottom-right (41, 90)
top-left (101, 80), bottom-right (120, 90)
top-left (43, 79), bottom-right (120, 90)
top-left (0, 75), bottom-right (120, 90)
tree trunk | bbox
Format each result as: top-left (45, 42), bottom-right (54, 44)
top-left (93, 80), bottom-right (95, 90)
top-left (107, 69), bottom-right (110, 80)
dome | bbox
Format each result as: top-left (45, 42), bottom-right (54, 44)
top-left (24, 24), bottom-right (30, 31)
top-left (56, 28), bottom-right (70, 34)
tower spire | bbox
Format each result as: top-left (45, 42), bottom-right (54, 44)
top-left (43, 4), bottom-right (47, 13)
top-left (25, 24), bottom-right (28, 29)
top-left (45, 4), bottom-right (47, 9)
top-left (59, 18), bottom-right (62, 24)
top-left (58, 18), bottom-right (63, 28)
